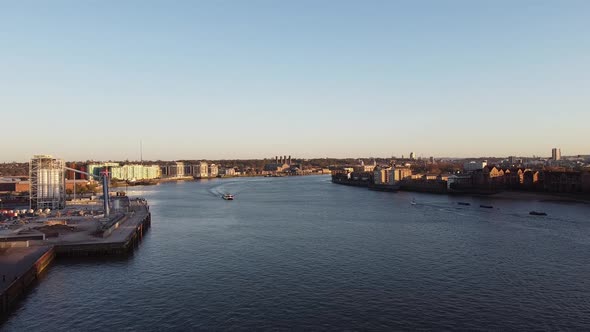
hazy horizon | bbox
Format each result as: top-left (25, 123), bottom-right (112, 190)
top-left (2, 152), bottom-right (585, 164)
top-left (2, 1), bottom-right (588, 162)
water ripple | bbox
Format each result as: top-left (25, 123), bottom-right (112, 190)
top-left (3, 176), bottom-right (590, 330)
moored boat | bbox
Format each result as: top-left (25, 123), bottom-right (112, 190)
top-left (480, 205), bottom-right (493, 209)
top-left (458, 202), bottom-right (471, 206)
top-left (529, 211), bottom-right (547, 216)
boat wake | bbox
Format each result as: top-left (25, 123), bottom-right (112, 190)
top-left (209, 182), bottom-right (247, 198)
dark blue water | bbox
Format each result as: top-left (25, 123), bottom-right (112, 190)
top-left (3, 176), bottom-right (590, 330)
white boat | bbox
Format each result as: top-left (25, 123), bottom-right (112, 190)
top-left (222, 194), bottom-right (234, 200)
top-left (411, 198), bottom-right (416, 205)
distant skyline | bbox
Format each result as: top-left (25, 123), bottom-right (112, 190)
top-left (1, 1), bottom-right (589, 162)
top-left (2, 150), bottom-right (586, 164)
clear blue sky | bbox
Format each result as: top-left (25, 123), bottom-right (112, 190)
top-left (1, 1), bottom-right (588, 162)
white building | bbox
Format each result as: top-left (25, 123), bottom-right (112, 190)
top-left (220, 168), bottom-right (236, 176)
top-left (87, 162), bottom-right (120, 178)
top-left (110, 164), bottom-right (161, 181)
top-left (209, 163), bottom-right (219, 177)
top-left (166, 162), bottom-right (186, 177)
top-left (193, 161), bottom-right (209, 178)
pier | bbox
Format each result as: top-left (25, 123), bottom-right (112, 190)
top-left (0, 198), bottom-right (151, 318)
top-left (0, 245), bottom-right (54, 317)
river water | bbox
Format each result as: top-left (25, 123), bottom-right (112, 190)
top-left (3, 175), bottom-right (590, 330)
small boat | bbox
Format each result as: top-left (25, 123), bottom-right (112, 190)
top-left (411, 198), bottom-right (417, 205)
top-left (479, 205), bottom-right (493, 209)
top-left (458, 202), bottom-right (471, 206)
top-left (222, 194), bottom-right (234, 200)
top-left (529, 211), bottom-right (547, 216)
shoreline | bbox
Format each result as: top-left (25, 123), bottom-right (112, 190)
top-left (331, 178), bottom-right (590, 204)
top-left (110, 172), bottom-right (328, 187)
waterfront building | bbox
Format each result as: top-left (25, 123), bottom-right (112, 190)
top-left (160, 165), bottom-right (169, 177)
top-left (355, 165), bottom-right (376, 173)
top-left (389, 165), bottom-right (412, 184)
top-left (264, 161), bottom-right (289, 174)
top-left (208, 164), bottom-right (219, 177)
top-left (523, 170), bottom-right (540, 189)
top-left (447, 174), bottom-right (473, 190)
top-left (87, 162), bottom-right (120, 178)
top-left (177, 162), bottom-right (186, 177)
top-left (331, 167), bottom-right (353, 179)
top-left (220, 167), bottom-right (236, 176)
top-left (193, 161), bottom-right (208, 178)
top-left (505, 168), bottom-right (525, 188)
top-left (543, 170), bottom-right (582, 192)
top-left (165, 162), bottom-right (186, 178)
top-left (373, 166), bottom-right (391, 185)
top-left (110, 164), bottom-right (161, 181)
top-left (472, 166), bottom-right (505, 187)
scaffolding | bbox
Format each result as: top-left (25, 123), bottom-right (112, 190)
top-left (30, 155), bottom-right (66, 210)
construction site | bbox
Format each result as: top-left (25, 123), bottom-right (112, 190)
top-left (1, 155), bottom-right (152, 318)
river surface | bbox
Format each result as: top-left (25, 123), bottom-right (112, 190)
top-left (3, 175), bottom-right (590, 330)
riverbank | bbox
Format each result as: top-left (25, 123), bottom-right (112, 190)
top-left (110, 172), bottom-right (328, 187)
top-left (332, 178), bottom-right (590, 203)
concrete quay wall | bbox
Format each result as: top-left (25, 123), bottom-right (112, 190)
top-left (56, 212), bottom-right (151, 257)
top-left (1, 246), bottom-right (55, 317)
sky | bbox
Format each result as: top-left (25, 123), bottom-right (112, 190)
top-left (1, 1), bottom-right (589, 162)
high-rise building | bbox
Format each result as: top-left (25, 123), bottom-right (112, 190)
top-left (410, 152), bottom-right (416, 160)
top-left (552, 148), bottom-right (561, 161)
